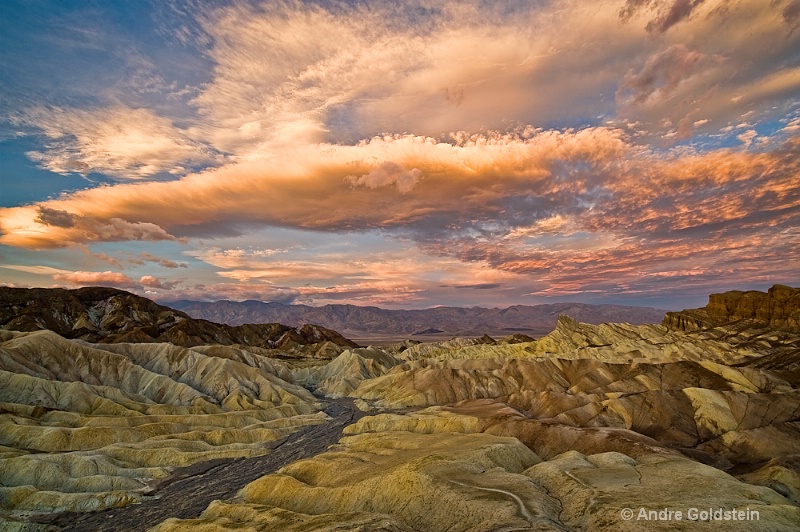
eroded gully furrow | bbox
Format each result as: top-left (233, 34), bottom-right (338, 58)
top-left (38, 397), bottom-right (366, 532)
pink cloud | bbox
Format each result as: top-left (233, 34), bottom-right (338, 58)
top-left (617, 44), bottom-right (707, 105)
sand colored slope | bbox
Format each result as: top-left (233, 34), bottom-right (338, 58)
top-left (347, 355), bottom-right (799, 466)
top-left (154, 431), bottom-right (565, 532)
top-left (292, 347), bottom-right (401, 398)
top-left (524, 450), bottom-right (799, 531)
top-left (2, 290), bottom-right (799, 529)
top-left (350, 356), bottom-right (792, 407)
top-left (0, 330), bottom-right (326, 517)
top-left (390, 314), bottom-right (800, 364)
top-left (154, 406), bottom-right (799, 531)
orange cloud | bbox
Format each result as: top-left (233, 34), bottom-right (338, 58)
top-left (0, 127), bottom-right (633, 249)
top-left (53, 270), bottom-right (137, 288)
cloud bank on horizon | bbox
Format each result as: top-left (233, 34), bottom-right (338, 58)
top-left (1, 0), bottom-right (799, 309)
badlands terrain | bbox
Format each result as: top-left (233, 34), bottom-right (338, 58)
top-left (0, 285), bottom-right (799, 531)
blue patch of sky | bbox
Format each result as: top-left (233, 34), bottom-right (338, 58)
top-left (312, 0), bottom-right (444, 31)
top-left (0, 136), bottom-right (92, 207)
top-left (675, 115), bottom-right (798, 152)
top-left (0, 1), bottom-right (221, 203)
top-left (0, 245), bottom-right (54, 269)
top-left (0, 1), bottom-right (214, 125)
top-left (84, 240), bottom-right (218, 281)
top-left (2, 2), bottom-right (131, 110)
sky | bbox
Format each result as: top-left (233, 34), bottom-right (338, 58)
top-left (0, 0), bottom-right (799, 310)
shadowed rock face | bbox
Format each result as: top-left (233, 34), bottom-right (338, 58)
top-left (2, 288), bottom-right (800, 531)
top-left (0, 286), bottom-right (356, 350)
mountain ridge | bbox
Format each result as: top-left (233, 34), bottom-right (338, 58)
top-left (167, 298), bottom-right (670, 338)
top-left (0, 286), bottom-right (356, 350)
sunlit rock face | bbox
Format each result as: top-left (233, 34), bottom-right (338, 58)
top-left (1, 286), bottom-right (799, 530)
top-left (155, 407), bottom-right (799, 532)
top-left (334, 293), bottom-right (800, 477)
top-left (346, 355), bottom-right (800, 467)
top-left (292, 347), bottom-right (401, 398)
top-left (153, 431), bottom-right (555, 532)
top-left (664, 284), bottom-right (800, 332)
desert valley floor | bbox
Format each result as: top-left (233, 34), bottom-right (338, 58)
top-left (1, 285), bottom-right (799, 531)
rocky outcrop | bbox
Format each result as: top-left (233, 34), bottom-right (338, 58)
top-left (664, 284), bottom-right (800, 332)
top-left (259, 297), bottom-right (800, 480)
top-left (154, 431), bottom-right (553, 532)
top-left (292, 347), bottom-right (400, 398)
top-left (0, 286), bottom-right (357, 350)
top-left (0, 286), bottom-right (184, 338)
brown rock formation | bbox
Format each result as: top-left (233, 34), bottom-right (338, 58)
top-left (665, 284), bottom-right (800, 332)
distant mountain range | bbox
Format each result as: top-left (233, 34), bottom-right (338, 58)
top-left (167, 299), bottom-right (670, 340)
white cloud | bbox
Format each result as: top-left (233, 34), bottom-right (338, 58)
top-left (737, 129), bottom-right (758, 147)
top-left (15, 106), bottom-right (223, 178)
